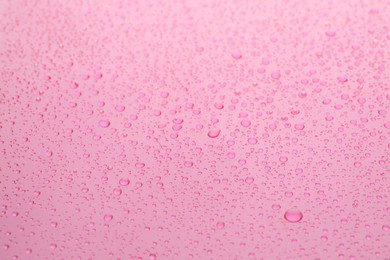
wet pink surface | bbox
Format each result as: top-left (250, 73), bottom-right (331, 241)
top-left (1, 0), bottom-right (390, 259)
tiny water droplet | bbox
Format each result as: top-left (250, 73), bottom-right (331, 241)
top-left (284, 208), bottom-right (303, 223)
top-left (207, 129), bottom-right (221, 138)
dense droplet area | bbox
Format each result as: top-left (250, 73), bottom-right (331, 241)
top-left (1, 0), bottom-right (389, 259)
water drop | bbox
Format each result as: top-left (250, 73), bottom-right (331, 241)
top-left (207, 129), bottom-right (221, 138)
top-left (284, 208), bottom-right (303, 223)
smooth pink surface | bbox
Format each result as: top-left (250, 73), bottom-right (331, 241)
top-left (1, 0), bottom-right (390, 259)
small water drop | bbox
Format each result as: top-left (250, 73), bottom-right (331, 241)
top-left (284, 208), bottom-right (303, 223)
top-left (231, 52), bottom-right (242, 59)
top-left (207, 129), bottom-right (221, 138)
top-left (99, 120), bottom-right (110, 128)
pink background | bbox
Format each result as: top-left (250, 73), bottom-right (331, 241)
top-left (0, 0), bottom-right (389, 259)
